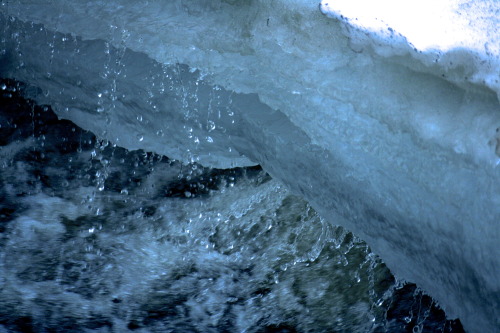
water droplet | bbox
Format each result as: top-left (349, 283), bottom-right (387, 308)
top-left (137, 134), bottom-right (144, 142)
top-left (207, 120), bottom-right (216, 131)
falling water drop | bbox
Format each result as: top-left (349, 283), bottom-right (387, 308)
top-left (207, 120), bottom-right (216, 131)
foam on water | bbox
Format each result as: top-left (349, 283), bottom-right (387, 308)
top-left (0, 85), bottom-right (465, 331)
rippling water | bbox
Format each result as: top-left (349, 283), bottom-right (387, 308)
top-left (0, 79), bottom-right (464, 332)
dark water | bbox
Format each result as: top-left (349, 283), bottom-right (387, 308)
top-left (0, 79), bottom-right (464, 332)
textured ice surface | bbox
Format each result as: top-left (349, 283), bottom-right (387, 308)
top-left (0, 1), bottom-right (499, 332)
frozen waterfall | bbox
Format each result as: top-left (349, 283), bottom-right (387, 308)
top-left (0, 1), bottom-right (499, 332)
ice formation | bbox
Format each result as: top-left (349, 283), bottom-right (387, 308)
top-left (0, 0), bottom-right (499, 332)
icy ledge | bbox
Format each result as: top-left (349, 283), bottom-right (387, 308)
top-left (1, 1), bottom-right (499, 332)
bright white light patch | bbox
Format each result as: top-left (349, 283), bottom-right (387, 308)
top-left (319, 0), bottom-right (499, 54)
top-left (320, 0), bottom-right (500, 98)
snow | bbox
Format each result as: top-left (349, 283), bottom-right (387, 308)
top-left (319, 0), bottom-right (500, 103)
top-left (1, 1), bottom-right (499, 332)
